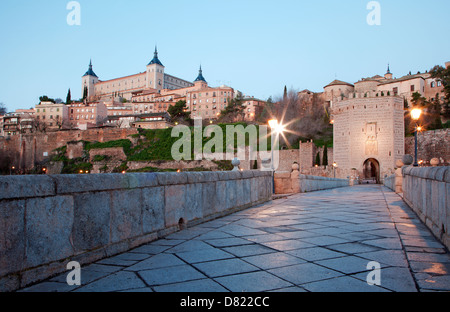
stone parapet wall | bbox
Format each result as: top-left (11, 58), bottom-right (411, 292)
top-left (274, 170), bottom-right (350, 194)
top-left (298, 174), bottom-right (350, 193)
top-left (0, 170), bottom-right (272, 291)
top-left (402, 166), bottom-right (449, 250)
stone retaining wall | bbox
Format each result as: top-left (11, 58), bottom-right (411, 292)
top-left (402, 166), bottom-right (449, 250)
top-left (0, 170), bottom-right (273, 291)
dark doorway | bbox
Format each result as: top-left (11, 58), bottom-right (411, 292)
top-left (363, 158), bottom-right (380, 184)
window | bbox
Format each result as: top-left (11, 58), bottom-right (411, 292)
top-left (431, 82), bottom-right (436, 88)
top-left (437, 81), bottom-right (442, 87)
top-left (410, 85), bottom-right (415, 92)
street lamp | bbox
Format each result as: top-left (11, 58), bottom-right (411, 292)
top-left (333, 162), bottom-right (338, 178)
top-left (268, 119), bottom-right (285, 194)
top-left (411, 108), bottom-right (422, 167)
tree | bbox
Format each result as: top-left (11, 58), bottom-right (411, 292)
top-left (66, 89), bottom-right (72, 104)
top-left (430, 65), bottom-right (450, 119)
top-left (82, 86), bottom-right (88, 101)
top-left (0, 102), bottom-right (7, 115)
top-left (39, 95), bottom-right (55, 104)
top-left (218, 97), bottom-right (245, 123)
top-left (315, 152), bottom-right (321, 167)
top-left (322, 145), bottom-right (329, 167)
top-left (168, 100), bottom-right (191, 123)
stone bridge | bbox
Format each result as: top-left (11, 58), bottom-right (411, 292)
top-left (1, 168), bottom-right (449, 293)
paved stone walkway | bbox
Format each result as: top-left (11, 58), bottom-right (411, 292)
top-left (19, 185), bottom-right (450, 292)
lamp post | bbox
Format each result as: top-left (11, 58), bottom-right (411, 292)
top-left (268, 119), bottom-right (278, 194)
top-left (333, 162), bottom-right (337, 178)
top-left (411, 108), bottom-right (422, 167)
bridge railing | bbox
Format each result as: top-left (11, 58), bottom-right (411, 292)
top-left (0, 171), bottom-right (273, 292)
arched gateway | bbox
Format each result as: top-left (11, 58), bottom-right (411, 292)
top-left (363, 158), bottom-right (380, 184)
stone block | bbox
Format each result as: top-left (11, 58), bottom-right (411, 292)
top-left (216, 171), bottom-right (241, 181)
top-left (110, 189), bottom-right (143, 243)
top-left (187, 172), bottom-right (219, 184)
top-left (184, 183), bottom-right (203, 222)
top-left (0, 176), bottom-right (55, 200)
top-left (142, 186), bottom-right (165, 234)
top-left (240, 170), bottom-right (255, 179)
top-left (444, 168), bottom-right (450, 183)
top-left (72, 192), bottom-right (111, 252)
top-left (125, 173), bottom-right (159, 189)
top-left (0, 200), bottom-right (26, 277)
top-left (52, 174), bottom-right (127, 194)
top-left (164, 185), bottom-right (186, 227)
top-left (155, 172), bottom-right (188, 186)
top-left (202, 182), bottom-right (217, 217)
top-left (25, 196), bottom-right (74, 268)
top-left (435, 167), bottom-right (447, 182)
top-left (250, 177), bottom-right (260, 203)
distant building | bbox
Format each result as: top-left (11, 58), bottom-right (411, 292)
top-left (322, 63), bottom-right (447, 107)
top-left (82, 47), bottom-right (194, 103)
top-left (80, 50), bottom-right (266, 122)
top-left (68, 102), bottom-right (108, 130)
top-left (34, 102), bottom-right (69, 129)
top-left (132, 112), bottom-right (173, 130)
top-left (2, 111), bottom-right (35, 136)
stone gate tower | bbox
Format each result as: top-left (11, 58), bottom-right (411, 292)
top-left (332, 95), bottom-right (405, 183)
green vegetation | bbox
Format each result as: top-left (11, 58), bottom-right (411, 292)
top-left (85, 139), bottom-right (133, 156)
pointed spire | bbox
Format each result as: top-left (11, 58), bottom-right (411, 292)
top-left (148, 46), bottom-right (164, 66)
top-left (83, 59), bottom-right (98, 78)
top-left (387, 63), bottom-right (391, 74)
top-left (194, 65), bottom-right (206, 83)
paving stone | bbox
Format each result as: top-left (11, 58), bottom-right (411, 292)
top-left (315, 256), bottom-right (375, 275)
top-left (409, 261), bottom-right (450, 275)
top-left (19, 282), bottom-right (77, 293)
top-left (361, 238), bottom-right (403, 250)
top-left (74, 271), bottom-right (146, 292)
top-left (204, 237), bottom-right (254, 248)
top-left (302, 276), bottom-right (389, 293)
top-left (193, 258), bottom-right (259, 278)
top-left (326, 242), bottom-right (380, 254)
top-left (352, 267), bottom-right (417, 292)
top-left (153, 279), bottom-right (229, 292)
top-left (242, 252), bottom-right (306, 270)
top-left (176, 248), bottom-right (235, 264)
top-left (297, 236), bottom-right (350, 247)
top-left (356, 250), bottom-right (409, 267)
top-left (406, 253), bottom-right (450, 263)
top-left (215, 271), bottom-right (292, 292)
top-left (268, 263), bottom-right (342, 285)
top-left (223, 244), bottom-right (276, 257)
top-left (416, 275), bottom-right (450, 291)
top-left (261, 240), bottom-right (316, 251)
top-left (125, 253), bottom-right (185, 272)
top-left (138, 265), bottom-right (206, 287)
top-left (286, 247), bottom-right (346, 262)
top-left (243, 233), bottom-right (288, 243)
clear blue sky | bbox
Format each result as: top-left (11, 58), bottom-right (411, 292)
top-left (0, 0), bottom-right (449, 112)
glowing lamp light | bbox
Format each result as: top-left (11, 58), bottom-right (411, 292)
top-left (333, 162), bottom-right (338, 168)
top-left (411, 108), bottom-right (422, 121)
top-left (268, 119), bottom-right (285, 134)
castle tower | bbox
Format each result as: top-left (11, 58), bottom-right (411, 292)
top-left (146, 46), bottom-right (165, 92)
top-left (384, 64), bottom-right (393, 80)
top-left (82, 60), bottom-right (99, 99)
top-left (194, 65), bottom-right (208, 89)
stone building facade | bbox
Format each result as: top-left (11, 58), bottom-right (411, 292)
top-left (331, 96), bottom-right (405, 182)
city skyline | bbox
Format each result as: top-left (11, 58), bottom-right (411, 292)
top-left (0, 0), bottom-right (449, 112)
